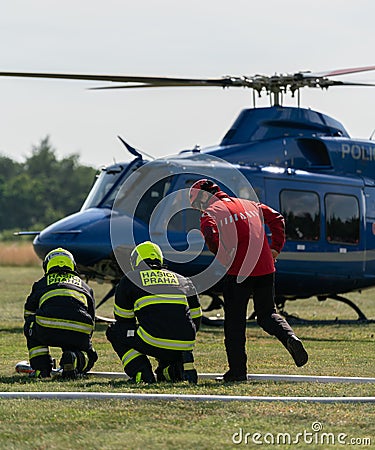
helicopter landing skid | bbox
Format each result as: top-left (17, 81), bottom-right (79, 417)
top-left (95, 285), bottom-right (116, 309)
top-left (202, 293), bottom-right (375, 326)
top-left (324, 294), bottom-right (368, 321)
top-left (277, 294), bottom-right (374, 325)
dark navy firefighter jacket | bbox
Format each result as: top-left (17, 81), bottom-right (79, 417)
top-left (114, 267), bottom-right (202, 352)
top-left (24, 270), bottom-right (95, 337)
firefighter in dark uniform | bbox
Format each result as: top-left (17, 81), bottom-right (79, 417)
top-left (23, 248), bottom-right (98, 378)
top-left (189, 179), bottom-right (308, 382)
top-left (106, 241), bottom-right (202, 384)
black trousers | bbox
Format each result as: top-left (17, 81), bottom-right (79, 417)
top-left (222, 273), bottom-right (295, 373)
top-left (106, 322), bottom-right (191, 378)
top-left (24, 316), bottom-right (97, 373)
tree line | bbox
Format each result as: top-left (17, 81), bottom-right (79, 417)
top-left (0, 137), bottom-right (97, 238)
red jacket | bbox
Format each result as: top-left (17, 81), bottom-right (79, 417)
top-left (200, 191), bottom-right (285, 277)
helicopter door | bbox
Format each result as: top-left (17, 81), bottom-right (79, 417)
top-left (364, 185), bottom-right (375, 275)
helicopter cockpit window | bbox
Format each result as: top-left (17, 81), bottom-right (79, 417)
top-left (81, 167), bottom-right (124, 210)
top-left (280, 190), bottom-right (320, 241)
top-left (325, 194), bottom-right (360, 245)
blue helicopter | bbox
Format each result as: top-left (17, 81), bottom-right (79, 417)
top-left (3, 66), bottom-right (375, 322)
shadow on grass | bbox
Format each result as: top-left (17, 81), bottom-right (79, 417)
top-left (0, 374), bottom-right (285, 392)
top-left (248, 331), bottom-right (375, 344)
top-left (0, 327), bottom-right (24, 334)
top-left (80, 378), bottom-right (194, 389)
top-left (203, 318), bottom-right (375, 329)
top-left (94, 323), bottom-right (111, 333)
top-left (0, 375), bottom-right (36, 384)
top-left (301, 335), bottom-right (375, 343)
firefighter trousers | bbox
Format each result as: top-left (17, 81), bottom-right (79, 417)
top-left (106, 321), bottom-right (194, 381)
top-left (24, 316), bottom-right (97, 375)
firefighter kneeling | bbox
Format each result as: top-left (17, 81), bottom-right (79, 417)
top-left (106, 241), bottom-right (202, 384)
top-left (23, 248), bottom-right (98, 379)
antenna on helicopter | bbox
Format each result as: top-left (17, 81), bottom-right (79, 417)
top-left (117, 135), bottom-right (155, 160)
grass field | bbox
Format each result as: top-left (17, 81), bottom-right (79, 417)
top-left (0, 265), bottom-right (374, 449)
top-left (0, 242), bottom-right (39, 266)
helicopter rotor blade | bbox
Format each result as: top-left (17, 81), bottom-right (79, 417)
top-left (300, 65), bottom-right (375, 78)
top-left (0, 67), bottom-right (374, 105)
top-left (0, 71), bottom-right (241, 88)
top-left (1, 68), bottom-right (375, 88)
top-left (89, 84), bottom-right (159, 90)
top-left (319, 80), bottom-right (375, 88)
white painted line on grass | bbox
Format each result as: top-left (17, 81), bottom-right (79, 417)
top-left (86, 371), bottom-right (375, 384)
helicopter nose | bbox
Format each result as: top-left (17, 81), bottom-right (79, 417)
top-left (33, 208), bottom-right (114, 266)
top-left (33, 229), bottom-right (82, 258)
top-left (33, 207), bottom-right (147, 272)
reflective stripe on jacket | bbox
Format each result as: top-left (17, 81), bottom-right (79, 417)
top-left (114, 267), bottom-right (201, 350)
top-left (24, 271), bottom-right (95, 333)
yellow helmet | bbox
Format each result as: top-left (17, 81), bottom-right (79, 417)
top-left (43, 248), bottom-right (76, 273)
top-left (130, 241), bottom-right (163, 270)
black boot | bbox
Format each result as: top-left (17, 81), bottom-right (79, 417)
top-left (182, 351), bottom-right (198, 384)
top-left (222, 370), bottom-right (247, 382)
top-left (155, 361), bottom-right (183, 382)
top-left (59, 351), bottom-right (78, 379)
top-left (126, 355), bottom-right (156, 383)
top-left (29, 368), bottom-right (51, 379)
top-left (130, 367), bottom-right (156, 384)
top-left (286, 335), bottom-right (308, 367)
top-left (224, 339), bottom-right (247, 382)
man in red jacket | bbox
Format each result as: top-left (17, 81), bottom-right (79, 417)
top-left (189, 179), bottom-right (308, 381)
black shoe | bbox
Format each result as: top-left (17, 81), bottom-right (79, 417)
top-left (155, 366), bottom-right (167, 382)
top-left (287, 336), bottom-right (308, 367)
top-left (130, 370), bottom-right (156, 384)
top-left (29, 369), bottom-right (51, 379)
top-left (155, 363), bottom-right (183, 382)
top-left (223, 370), bottom-right (247, 382)
top-left (60, 351), bottom-right (78, 379)
top-left (183, 369), bottom-right (198, 384)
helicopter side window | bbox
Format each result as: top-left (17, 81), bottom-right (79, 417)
top-left (325, 194), bottom-right (360, 245)
top-left (280, 190), bottom-right (320, 241)
top-left (134, 177), bottom-right (172, 224)
top-left (167, 179), bottom-right (205, 232)
top-left (166, 176), bottom-right (260, 234)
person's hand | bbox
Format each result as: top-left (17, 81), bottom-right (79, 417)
top-left (271, 249), bottom-right (279, 261)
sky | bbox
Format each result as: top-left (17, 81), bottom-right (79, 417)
top-left (1, 0), bottom-right (374, 168)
